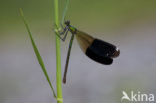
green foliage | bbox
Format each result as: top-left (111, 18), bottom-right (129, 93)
top-left (19, 8), bottom-right (56, 98)
top-left (20, 0), bottom-right (70, 102)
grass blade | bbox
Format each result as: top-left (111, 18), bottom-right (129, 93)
top-left (19, 8), bottom-right (56, 98)
top-left (61, 0), bottom-right (70, 25)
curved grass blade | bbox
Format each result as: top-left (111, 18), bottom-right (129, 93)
top-left (19, 8), bottom-right (56, 98)
top-left (61, 0), bottom-right (70, 25)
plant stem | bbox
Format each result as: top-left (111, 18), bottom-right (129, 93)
top-left (54, 0), bottom-right (63, 103)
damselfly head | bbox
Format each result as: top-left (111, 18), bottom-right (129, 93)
top-left (65, 20), bottom-right (70, 26)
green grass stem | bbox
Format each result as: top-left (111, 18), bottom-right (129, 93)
top-left (53, 0), bottom-right (63, 102)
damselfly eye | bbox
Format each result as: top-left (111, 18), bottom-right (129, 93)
top-left (65, 20), bottom-right (70, 26)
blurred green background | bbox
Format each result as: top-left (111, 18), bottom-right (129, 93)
top-left (0, 0), bottom-right (156, 103)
